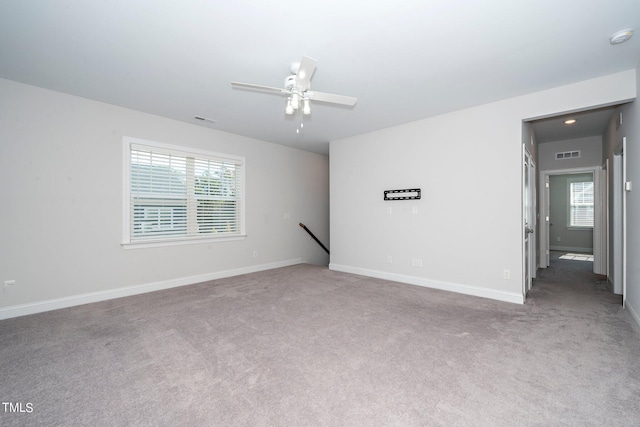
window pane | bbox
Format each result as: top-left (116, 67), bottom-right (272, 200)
top-left (569, 181), bottom-right (594, 227)
top-left (127, 141), bottom-right (243, 243)
top-left (131, 150), bottom-right (187, 196)
top-left (197, 200), bottom-right (238, 233)
top-left (132, 199), bottom-right (188, 239)
top-left (194, 159), bottom-right (237, 197)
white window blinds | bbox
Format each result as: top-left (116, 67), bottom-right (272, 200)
top-left (569, 181), bottom-right (594, 227)
top-left (127, 141), bottom-right (243, 243)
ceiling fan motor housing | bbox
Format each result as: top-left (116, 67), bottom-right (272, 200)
top-left (284, 75), bottom-right (297, 90)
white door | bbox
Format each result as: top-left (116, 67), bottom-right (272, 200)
top-left (594, 166), bottom-right (607, 275)
top-left (523, 150), bottom-right (535, 295)
top-left (591, 167), bottom-right (604, 275)
top-left (612, 137), bottom-right (627, 304)
top-left (541, 174), bottom-right (550, 268)
top-left (529, 158), bottom-right (537, 282)
top-left (612, 153), bottom-right (623, 294)
top-left (621, 137), bottom-right (627, 307)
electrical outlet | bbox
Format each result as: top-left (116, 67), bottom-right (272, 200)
top-left (387, 256), bottom-right (393, 264)
top-left (416, 259), bottom-right (423, 268)
top-left (556, 236), bottom-right (561, 242)
top-left (253, 250), bottom-right (258, 258)
top-left (503, 270), bottom-right (510, 279)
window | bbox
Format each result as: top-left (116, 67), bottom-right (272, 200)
top-left (568, 180), bottom-right (594, 228)
top-left (124, 137), bottom-right (244, 246)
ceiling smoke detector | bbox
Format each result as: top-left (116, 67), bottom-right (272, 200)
top-left (610, 29), bottom-right (633, 45)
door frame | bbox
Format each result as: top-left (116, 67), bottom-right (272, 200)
top-left (538, 166), bottom-right (605, 272)
top-left (598, 161), bottom-right (608, 276)
top-left (613, 137), bottom-right (627, 305)
top-left (523, 147), bottom-right (537, 297)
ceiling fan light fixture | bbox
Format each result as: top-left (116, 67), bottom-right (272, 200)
top-left (285, 98), bottom-right (294, 115)
top-left (291, 93), bottom-right (300, 110)
top-left (302, 98), bottom-right (311, 115)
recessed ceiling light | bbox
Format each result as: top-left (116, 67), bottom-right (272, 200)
top-left (610, 29), bottom-right (633, 45)
top-left (564, 119), bottom-right (577, 125)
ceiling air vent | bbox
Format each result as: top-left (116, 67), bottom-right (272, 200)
top-left (556, 150), bottom-right (581, 160)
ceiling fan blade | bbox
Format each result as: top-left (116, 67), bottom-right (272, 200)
top-left (294, 56), bottom-right (317, 91)
top-left (306, 90), bottom-right (357, 106)
top-left (231, 81), bottom-right (288, 95)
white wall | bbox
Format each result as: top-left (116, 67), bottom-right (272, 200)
top-left (0, 78), bottom-right (330, 318)
top-left (330, 70), bottom-right (636, 304)
top-left (538, 136), bottom-right (603, 171)
top-left (602, 65), bottom-right (640, 327)
top-left (604, 106), bottom-right (626, 293)
top-left (625, 67), bottom-right (640, 328)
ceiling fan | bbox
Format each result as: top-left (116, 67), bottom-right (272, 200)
top-left (231, 56), bottom-right (357, 117)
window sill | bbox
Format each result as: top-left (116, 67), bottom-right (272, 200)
top-left (121, 234), bottom-right (247, 250)
top-left (566, 226), bottom-right (593, 231)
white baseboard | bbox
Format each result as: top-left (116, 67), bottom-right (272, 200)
top-left (0, 258), bottom-right (303, 321)
top-left (549, 246), bottom-right (593, 253)
top-left (329, 264), bottom-right (524, 304)
top-left (626, 299), bottom-right (640, 334)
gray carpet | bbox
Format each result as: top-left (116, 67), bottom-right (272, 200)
top-left (1, 253), bottom-right (639, 426)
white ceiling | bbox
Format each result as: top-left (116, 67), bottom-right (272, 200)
top-left (531, 107), bottom-right (621, 144)
top-left (1, 1), bottom-right (639, 154)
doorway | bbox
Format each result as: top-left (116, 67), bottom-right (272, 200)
top-left (549, 172), bottom-right (594, 254)
top-left (539, 167), bottom-right (605, 275)
top-left (524, 102), bottom-right (634, 306)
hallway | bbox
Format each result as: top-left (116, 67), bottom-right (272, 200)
top-left (531, 250), bottom-right (622, 310)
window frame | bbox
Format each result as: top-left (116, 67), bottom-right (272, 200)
top-left (567, 177), bottom-right (594, 230)
top-left (122, 136), bottom-right (246, 249)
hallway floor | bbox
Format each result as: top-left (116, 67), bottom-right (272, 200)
top-left (558, 252), bottom-right (594, 262)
